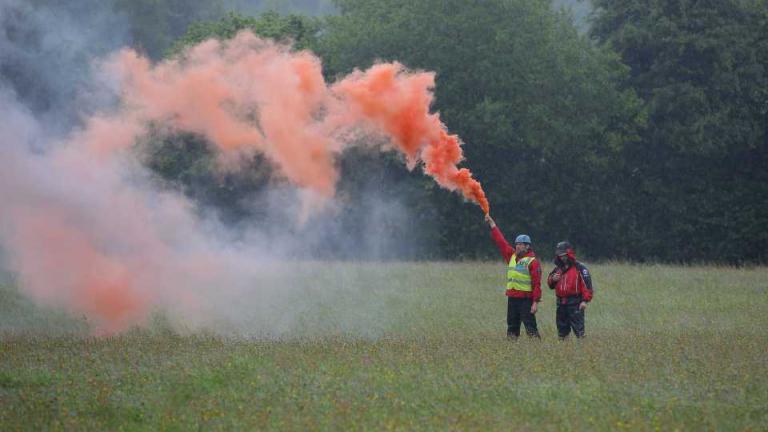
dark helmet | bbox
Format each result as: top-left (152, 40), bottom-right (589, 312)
top-left (555, 241), bottom-right (572, 256)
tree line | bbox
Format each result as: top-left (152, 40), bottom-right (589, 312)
top-left (9, 0), bottom-right (767, 263)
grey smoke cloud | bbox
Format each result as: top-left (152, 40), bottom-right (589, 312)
top-left (0, 0), bottom-right (129, 132)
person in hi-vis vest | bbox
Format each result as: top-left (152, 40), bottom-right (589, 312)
top-left (484, 214), bottom-right (542, 339)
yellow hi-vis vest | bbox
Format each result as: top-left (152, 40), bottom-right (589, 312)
top-left (507, 255), bottom-right (535, 292)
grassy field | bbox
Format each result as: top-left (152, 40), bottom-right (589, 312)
top-left (1, 262), bottom-right (767, 430)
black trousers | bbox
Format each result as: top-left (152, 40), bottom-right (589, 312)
top-left (507, 297), bottom-right (540, 338)
top-left (556, 302), bottom-right (585, 338)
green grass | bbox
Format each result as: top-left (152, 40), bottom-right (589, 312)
top-left (1, 262), bottom-right (767, 430)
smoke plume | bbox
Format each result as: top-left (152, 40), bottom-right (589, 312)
top-left (106, 31), bottom-right (488, 211)
top-left (0, 27), bottom-right (488, 334)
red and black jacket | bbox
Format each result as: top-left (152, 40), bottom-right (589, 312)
top-left (490, 226), bottom-right (542, 301)
top-left (546, 249), bottom-right (593, 304)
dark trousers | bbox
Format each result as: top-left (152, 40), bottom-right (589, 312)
top-left (507, 297), bottom-right (540, 338)
top-left (556, 302), bottom-right (585, 338)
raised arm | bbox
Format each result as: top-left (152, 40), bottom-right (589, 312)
top-left (485, 215), bottom-right (513, 263)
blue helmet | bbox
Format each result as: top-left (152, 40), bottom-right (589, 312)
top-left (515, 234), bottom-right (531, 244)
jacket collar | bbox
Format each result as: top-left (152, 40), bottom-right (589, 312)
top-left (517, 249), bottom-right (536, 259)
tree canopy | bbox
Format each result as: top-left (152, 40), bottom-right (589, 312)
top-left (591, 0), bottom-right (768, 262)
top-left (134, 0), bottom-right (766, 262)
top-left (315, 0), bottom-right (642, 258)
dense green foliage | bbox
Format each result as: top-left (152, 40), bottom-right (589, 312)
top-left (14, 0), bottom-right (758, 262)
top-left (590, 0), bottom-right (768, 262)
top-left (115, 0), bottom-right (337, 58)
top-left (113, 0), bottom-right (336, 58)
top-left (229, 0), bottom-right (336, 16)
top-left (554, 0), bottom-right (593, 29)
top-left (168, 10), bottom-right (322, 55)
top-left (318, 0), bottom-right (646, 260)
top-left (2, 263), bottom-right (767, 429)
top-left (152, 1), bottom-right (649, 260)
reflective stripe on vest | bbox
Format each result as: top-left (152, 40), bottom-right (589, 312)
top-left (507, 255), bottom-right (535, 292)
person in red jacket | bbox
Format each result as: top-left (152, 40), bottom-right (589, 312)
top-left (484, 214), bottom-right (541, 339)
top-left (546, 241), bottom-right (593, 339)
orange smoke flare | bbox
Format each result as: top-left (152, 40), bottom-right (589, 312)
top-left (333, 62), bottom-right (490, 214)
top-left (108, 35), bottom-right (489, 213)
top-left (2, 33), bottom-right (493, 334)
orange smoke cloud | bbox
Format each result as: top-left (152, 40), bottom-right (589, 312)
top-left (9, 207), bottom-right (147, 333)
top-left (332, 63), bottom-right (490, 214)
top-left (111, 32), bottom-right (338, 197)
top-left (1, 31), bottom-right (491, 334)
top-left (105, 31), bottom-right (489, 212)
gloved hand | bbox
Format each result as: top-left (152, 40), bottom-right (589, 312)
top-left (484, 214), bottom-right (496, 228)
